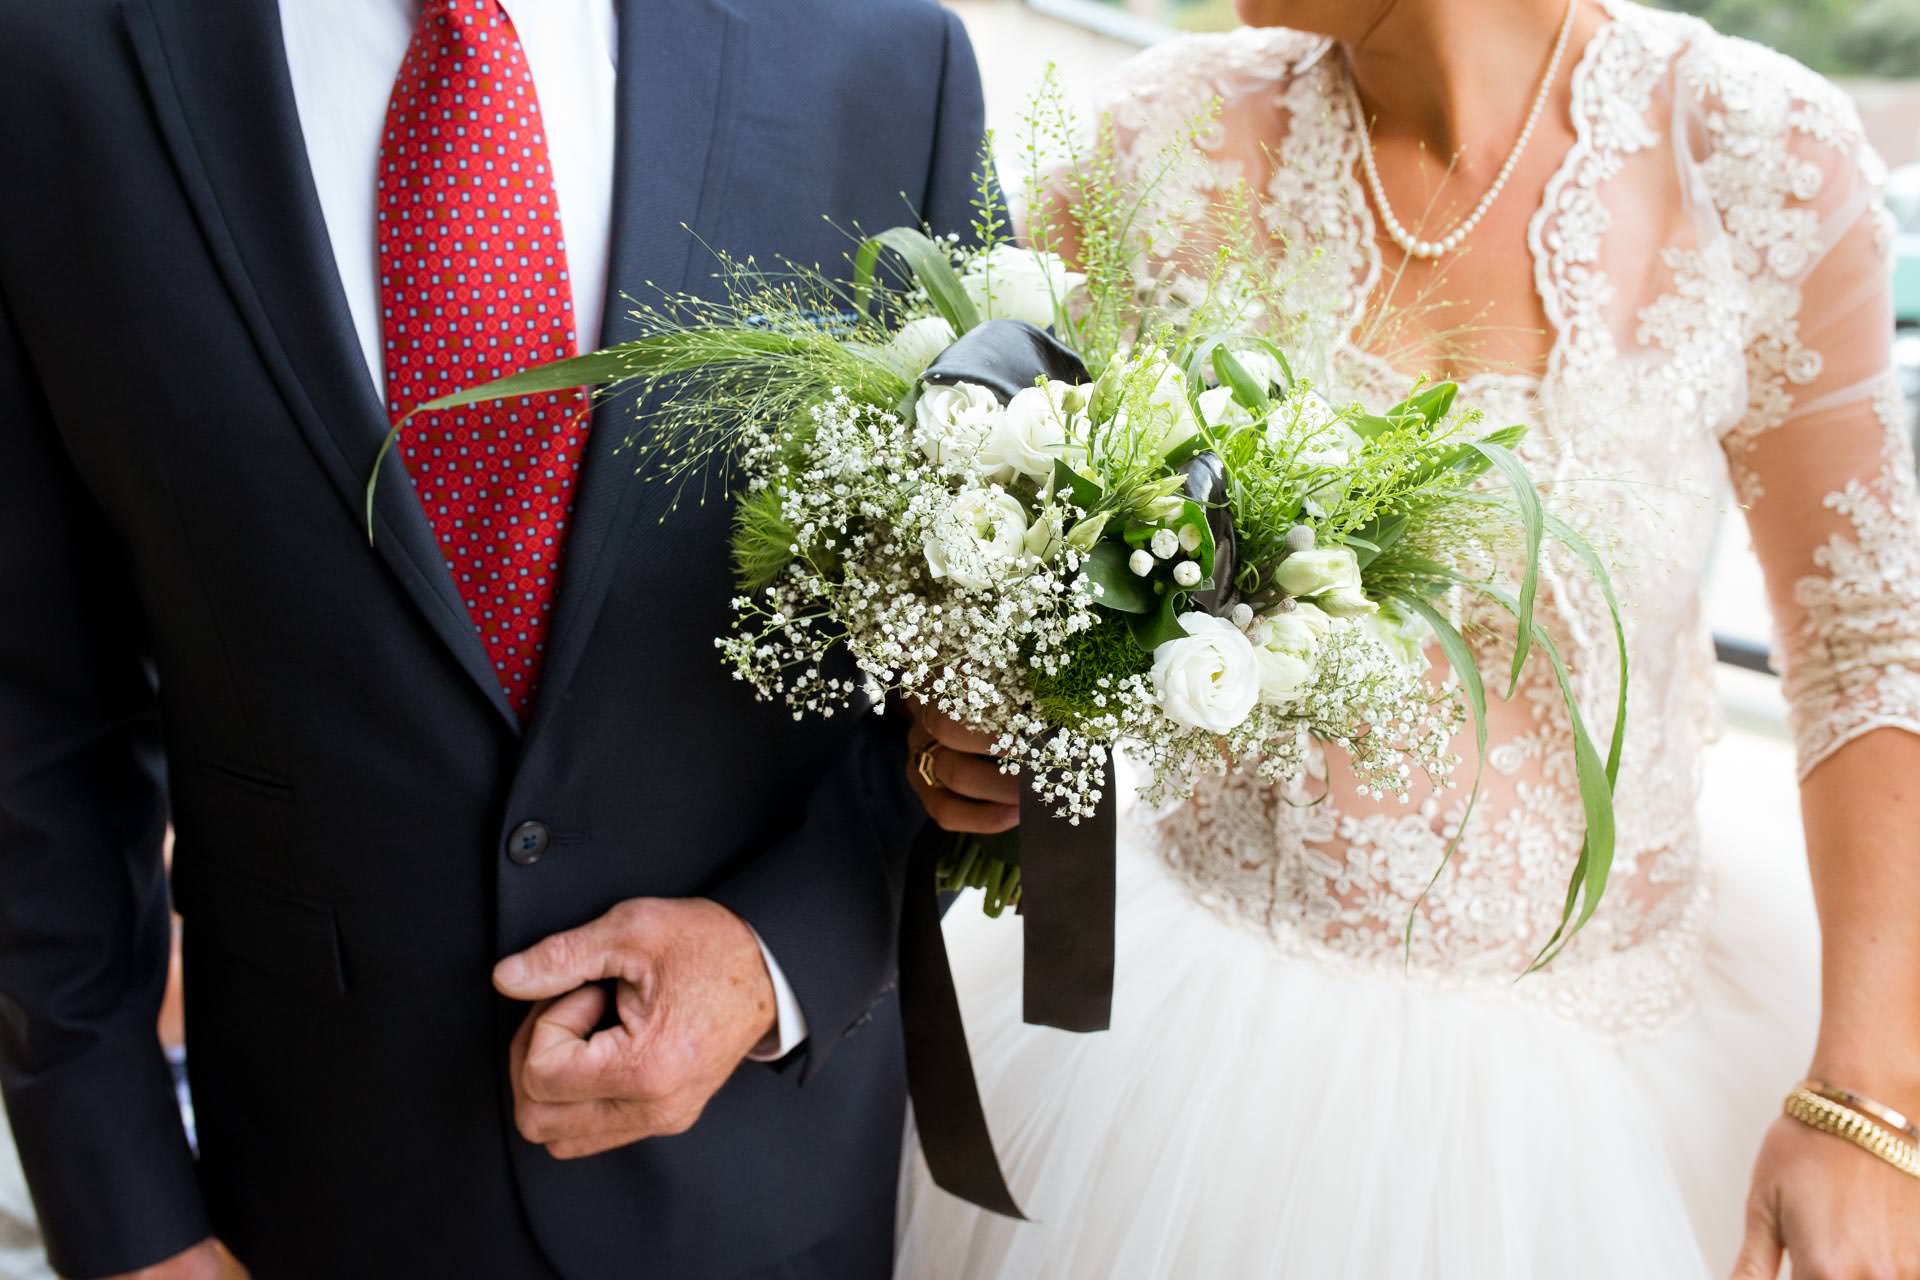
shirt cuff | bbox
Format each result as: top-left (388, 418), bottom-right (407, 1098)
top-left (745, 925), bottom-right (809, 1062)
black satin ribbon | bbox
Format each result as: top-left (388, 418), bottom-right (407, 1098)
top-left (897, 320), bottom-right (1118, 1217)
top-left (921, 318), bottom-right (1090, 400)
top-left (900, 824), bottom-right (1027, 1219)
top-left (1019, 754), bottom-right (1117, 1032)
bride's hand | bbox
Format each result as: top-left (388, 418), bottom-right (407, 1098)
top-left (1732, 1113), bottom-right (1920, 1278)
top-left (903, 699), bottom-right (1019, 834)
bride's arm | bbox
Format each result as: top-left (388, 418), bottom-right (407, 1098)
top-left (1719, 94), bottom-right (1920, 1276)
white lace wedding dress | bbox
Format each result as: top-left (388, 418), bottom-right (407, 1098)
top-left (897, 3), bottom-right (1920, 1275)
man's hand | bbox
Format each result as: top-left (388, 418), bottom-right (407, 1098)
top-left (105, 1239), bottom-right (244, 1280)
top-left (904, 699), bottom-right (1019, 834)
top-left (493, 898), bottom-right (776, 1159)
top-left (1731, 1113), bottom-right (1920, 1278)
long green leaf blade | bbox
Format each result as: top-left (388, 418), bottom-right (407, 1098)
top-left (1470, 440), bottom-right (1543, 697)
top-left (856, 227), bottom-right (981, 335)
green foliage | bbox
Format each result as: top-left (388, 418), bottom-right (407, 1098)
top-left (1656, 0), bottom-right (1920, 76)
top-left (731, 488), bottom-right (797, 591)
top-left (1027, 611), bottom-right (1154, 729)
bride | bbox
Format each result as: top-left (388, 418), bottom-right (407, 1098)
top-left (895, 0), bottom-right (1920, 1274)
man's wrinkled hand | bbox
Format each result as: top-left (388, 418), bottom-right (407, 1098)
top-left (493, 897), bottom-right (776, 1159)
top-left (904, 698), bottom-right (1020, 835)
top-left (105, 1238), bottom-right (243, 1280)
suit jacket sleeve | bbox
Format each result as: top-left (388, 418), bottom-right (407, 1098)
top-left (0, 290), bottom-right (209, 1277)
top-left (706, 8), bottom-right (988, 1083)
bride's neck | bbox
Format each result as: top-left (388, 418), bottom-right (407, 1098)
top-left (1340, 0), bottom-right (1580, 160)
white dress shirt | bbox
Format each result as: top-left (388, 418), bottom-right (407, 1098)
top-left (277, 0), bottom-right (807, 1061)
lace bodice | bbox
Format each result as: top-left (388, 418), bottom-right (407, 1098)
top-left (1093, 1), bottom-right (1920, 1033)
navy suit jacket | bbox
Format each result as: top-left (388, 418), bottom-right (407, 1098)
top-left (0, 1), bottom-right (984, 1275)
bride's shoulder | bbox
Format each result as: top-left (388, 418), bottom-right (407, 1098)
top-left (1096, 25), bottom-right (1332, 124)
top-left (1618, 2), bottom-right (1868, 154)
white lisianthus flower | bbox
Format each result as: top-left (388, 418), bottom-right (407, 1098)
top-left (914, 381), bottom-right (1003, 466)
top-left (1247, 601), bottom-right (1333, 706)
top-left (1275, 546), bottom-right (1377, 617)
top-left (1095, 348), bottom-right (1196, 457)
top-left (875, 316), bottom-right (957, 380)
top-left (1232, 348), bottom-right (1288, 394)
top-left (1197, 385), bottom-right (1257, 431)
top-left (976, 380), bottom-right (1085, 483)
top-left (960, 245), bottom-right (1085, 329)
top-left (1358, 609), bottom-right (1432, 673)
top-left (923, 488), bottom-right (1030, 591)
top-left (1151, 612), bottom-right (1261, 733)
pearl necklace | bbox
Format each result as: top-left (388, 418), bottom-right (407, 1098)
top-left (1351, 0), bottom-right (1579, 260)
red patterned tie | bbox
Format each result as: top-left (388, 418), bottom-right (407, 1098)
top-left (377, 0), bottom-right (590, 720)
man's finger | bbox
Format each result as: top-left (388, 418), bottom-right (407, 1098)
top-left (1729, 1193), bottom-right (1783, 1280)
top-left (926, 713), bottom-right (996, 754)
top-left (924, 745), bottom-right (1020, 806)
top-left (910, 768), bottom-right (1019, 834)
top-left (523, 985), bottom-right (632, 1103)
top-left (494, 909), bottom-right (632, 1000)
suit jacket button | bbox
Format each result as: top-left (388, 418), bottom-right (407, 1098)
top-left (507, 821), bottom-right (550, 865)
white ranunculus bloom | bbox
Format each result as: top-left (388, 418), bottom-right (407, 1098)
top-left (1247, 601), bottom-right (1333, 706)
top-left (923, 488), bottom-right (1031, 591)
top-left (1274, 546), bottom-right (1377, 617)
top-left (875, 316), bottom-right (957, 380)
top-left (914, 381), bottom-right (1004, 467)
top-left (961, 245), bottom-right (1085, 329)
top-left (1151, 611), bottom-right (1261, 733)
top-left (1197, 384), bottom-right (1257, 431)
top-left (976, 381), bottom-right (1084, 483)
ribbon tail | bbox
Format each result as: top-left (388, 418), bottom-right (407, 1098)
top-left (899, 825), bottom-right (1028, 1219)
top-left (1019, 753), bottom-right (1116, 1033)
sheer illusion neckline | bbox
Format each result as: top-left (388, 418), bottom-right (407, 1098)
top-left (1313, 0), bottom-right (1628, 397)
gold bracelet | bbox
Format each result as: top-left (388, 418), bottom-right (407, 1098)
top-left (1801, 1078), bottom-right (1920, 1143)
top-left (1784, 1087), bottom-right (1920, 1179)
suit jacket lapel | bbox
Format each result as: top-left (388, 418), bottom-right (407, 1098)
top-left (122, 0), bottom-right (519, 731)
top-left (524, 0), bottom-right (748, 744)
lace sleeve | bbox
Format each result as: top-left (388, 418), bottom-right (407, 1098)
top-left (1701, 53), bottom-right (1920, 778)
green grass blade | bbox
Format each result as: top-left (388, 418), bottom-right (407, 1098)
top-left (857, 227), bottom-right (981, 335)
top-left (1469, 440), bottom-right (1543, 698)
top-left (1542, 511), bottom-right (1628, 784)
top-left (1388, 592), bottom-right (1487, 959)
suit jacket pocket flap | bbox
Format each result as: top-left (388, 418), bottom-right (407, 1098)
top-left (174, 860), bottom-right (347, 997)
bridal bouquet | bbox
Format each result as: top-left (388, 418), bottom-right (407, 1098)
top-left (385, 228), bottom-right (1623, 966)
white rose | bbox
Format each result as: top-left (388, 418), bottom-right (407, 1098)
top-left (1197, 385), bottom-right (1257, 431)
top-left (976, 381), bottom-right (1085, 482)
top-left (1151, 611), bottom-right (1261, 733)
top-left (961, 245), bottom-right (1086, 329)
top-left (875, 317), bottom-right (957, 380)
top-left (923, 488), bottom-right (1031, 591)
top-left (914, 381), bottom-right (1004, 467)
top-left (1274, 546), bottom-right (1377, 617)
top-left (1247, 602), bottom-right (1332, 706)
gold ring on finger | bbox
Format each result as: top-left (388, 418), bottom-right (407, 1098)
top-left (916, 741), bottom-right (944, 792)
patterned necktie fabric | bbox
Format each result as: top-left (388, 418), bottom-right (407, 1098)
top-left (377, 0), bottom-right (590, 720)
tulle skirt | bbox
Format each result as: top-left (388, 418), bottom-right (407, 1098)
top-left (896, 748), bottom-right (1820, 1278)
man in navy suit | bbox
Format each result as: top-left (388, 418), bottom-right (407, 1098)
top-left (0, 1), bottom-right (984, 1275)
